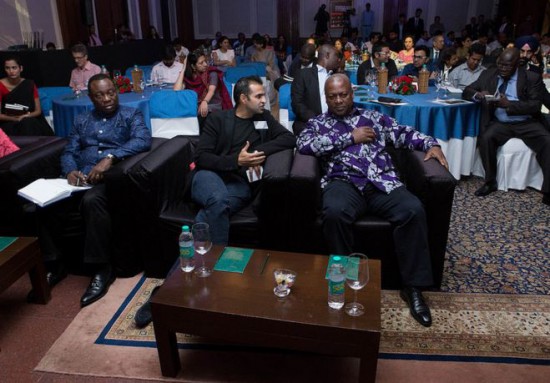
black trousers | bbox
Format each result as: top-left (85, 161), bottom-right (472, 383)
top-left (322, 180), bottom-right (433, 287)
top-left (479, 120), bottom-right (550, 193)
top-left (37, 184), bottom-right (112, 265)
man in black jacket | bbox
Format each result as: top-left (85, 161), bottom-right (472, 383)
top-left (291, 44), bottom-right (341, 135)
top-left (191, 75), bottom-right (296, 244)
top-left (357, 43), bottom-right (398, 85)
top-left (462, 48), bottom-right (550, 205)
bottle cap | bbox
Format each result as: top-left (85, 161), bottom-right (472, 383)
top-left (182, 225), bottom-right (190, 231)
top-left (333, 256), bottom-right (342, 262)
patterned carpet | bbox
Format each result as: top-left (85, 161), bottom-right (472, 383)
top-left (442, 177), bottom-right (549, 295)
top-left (94, 177), bottom-right (550, 364)
top-left (98, 276), bottom-right (550, 363)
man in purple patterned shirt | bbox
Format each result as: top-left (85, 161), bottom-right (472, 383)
top-left (297, 74), bottom-right (448, 327)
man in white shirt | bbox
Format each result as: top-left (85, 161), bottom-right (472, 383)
top-left (448, 43), bottom-right (486, 90)
top-left (150, 46), bottom-right (184, 84)
top-left (173, 38), bottom-right (189, 63)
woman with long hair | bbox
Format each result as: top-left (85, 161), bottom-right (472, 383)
top-left (173, 52), bottom-right (232, 124)
top-left (398, 35), bottom-right (415, 64)
top-left (212, 35), bottom-right (236, 68)
top-left (456, 36), bottom-right (472, 60)
top-left (0, 56), bottom-right (52, 136)
top-left (251, 35), bottom-right (280, 82)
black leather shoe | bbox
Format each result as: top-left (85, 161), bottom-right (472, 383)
top-left (134, 286), bottom-right (161, 328)
top-left (80, 266), bottom-right (115, 307)
top-left (27, 265), bottom-right (67, 303)
top-left (400, 287), bottom-right (432, 327)
top-left (474, 182), bottom-right (497, 197)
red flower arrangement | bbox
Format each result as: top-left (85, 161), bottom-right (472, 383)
top-left (390, 76), bottom-right (416, 95)
top-left (114, 76), bottom-right (132, 93)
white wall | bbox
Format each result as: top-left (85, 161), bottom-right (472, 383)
top-left (0, 0), bottom-right (61, 50)
top-left (192, 0), bottom-right (277, 39)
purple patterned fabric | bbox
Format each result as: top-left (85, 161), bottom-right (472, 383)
top-left (297, 107), bottom-right (439, 193)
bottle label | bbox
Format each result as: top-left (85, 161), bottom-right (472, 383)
top-left (180, 247), bottom-right (194, 259)
top-left (329, 280), bottom-right (345, 295)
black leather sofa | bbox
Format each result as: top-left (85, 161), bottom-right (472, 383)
top-left (287, 148), bottom-right (457, 289)
top-left (126, 136), bottom-right (295, 278)
top-left (0, 136), bottom-right (67, 236)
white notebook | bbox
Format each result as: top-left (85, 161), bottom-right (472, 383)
top-left (18, 178), bottom-right (91, 207)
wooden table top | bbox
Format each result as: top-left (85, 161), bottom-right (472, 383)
top-left (153, 246), bottom-right (381, 334)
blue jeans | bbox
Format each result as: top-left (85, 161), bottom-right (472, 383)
top-left (191, 170), bottom-right (251, 245)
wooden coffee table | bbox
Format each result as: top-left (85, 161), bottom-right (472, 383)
top-left (151, 247), bottom-right (381, 382)
top-left (0, 236), bottom-right (50, 303)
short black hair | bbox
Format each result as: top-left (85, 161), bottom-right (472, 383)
top-left (162, 45), bottom-right (176, 60)
top-left (414, 45), bottom-right (430, 57)
top-left (87, 73), bottom-right (113, 93)
top-left (469, 43), bottom-right (486, 57)
top-left (233, 75), bottom-right (263, 105)
top-left (71, 43), bottom-right (88, 56)
top-left (372, 43), bottom-right (389, 55)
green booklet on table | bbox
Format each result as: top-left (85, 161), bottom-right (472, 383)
top-left (0, 236), bottom-right (17, 252)
top-left (214, 247), bottom-right (254, 273)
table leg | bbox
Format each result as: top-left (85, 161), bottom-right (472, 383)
top-left (153, 323), bottom-right (181, 377)
top-left (27, 255), bottom-right (50, 304)
top-left (358, 354), bottom-right (378, 383)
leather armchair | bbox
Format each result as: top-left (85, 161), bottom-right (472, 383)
top-left (127, 136), bottom-right (295, 278)
top-left (0, 136), bottom-right (67, 235)
top-left (287, 147), bottom-right (457, 289)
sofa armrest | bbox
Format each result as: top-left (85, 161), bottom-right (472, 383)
top-left (289, 152), bottom-right (322, 219)
top-left (128, 136), bottom-right (195, 208)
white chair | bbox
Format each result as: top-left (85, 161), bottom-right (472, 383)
top-left (149, 90), bottom-right (199, 138)
top-left (473, 139), bottom-right (543, 191)
top-left (277, 83), bottom-right (294, 132)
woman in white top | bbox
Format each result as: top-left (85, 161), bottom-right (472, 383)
top-left (212, 36), bottom-right (236, 68)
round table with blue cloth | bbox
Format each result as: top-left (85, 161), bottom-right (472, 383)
top-left (353, 86), bottom-right (481, 179)
top-left (52, 87), bottom-right (158, 137)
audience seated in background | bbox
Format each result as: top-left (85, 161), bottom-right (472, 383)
top-left (173, 38), bottom-right (189, 63)
top-left (448, 43), bottom-right (486, 90)
top-left (514, 35), bottom-right (550, 110)
top-left (462, 48), bottom-right (550, 205)
top-left (134, 76), bottom-right (296, 328)
top-left (398, 35), bottom-right (415, 63)
top-left (274, 41), bottom-right (317, 91)
top-left (291, 44), bottom-right (341, 136)
top-left (0, 55), bottom-right (52, 136)
top-left (69, 44), bottom-right (101, 91)
top-left (401, 45), bottom-right (437, 80)
top-left (87, 24), bottom-right (102, 47)
top-left (173, 52), bottom-right (232, 125)
top-left (357, 42), bottom-right (398, 85)
top-left (245, 33), bottom-right (261, 62)
top-left (146, 25), bottom-right (160, 40)
top-left (150, 45), bottom-right (184, 84)
top-left (456, 36), bottom-right (473, 61)
top-left (251, 35), bottom-right (280, 83)
top-left (212, 35), bottom-right (236, 69)
top-left (437, 47), bottom-right (459, 80)
top-left (297, 74), bottom-right (448, 327)
top-left (35, 74), bottom-right (152, 307)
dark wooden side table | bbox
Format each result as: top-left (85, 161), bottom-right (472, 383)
top-left (151, 246), bottom-right (381, 382)
top-left (0, 237), bottom-right (50, 304)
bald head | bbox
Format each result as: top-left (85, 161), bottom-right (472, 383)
top-left (325, 74), bottom-right (354, 116)
top-left (497, 47), bottom-right (520, 79)
top-left (317, 44), bottom-right (340, 72)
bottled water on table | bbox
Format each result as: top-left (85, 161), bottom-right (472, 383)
top-left (179, 225), bottom-right (195, 272)
top-left (328, 256), bottom-right (346, 309)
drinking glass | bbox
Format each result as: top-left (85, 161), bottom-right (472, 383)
top-left (344, 253), bottom-right (369, 316)
top-left (139, 79), bottom-right (146, 98)
top-left (192, 222), bottom-right (212, 277)
top-left (433, 71), bottom-right (442, 100)
top-left (113, 69), bottom-right (121, 79)
top-left (273, 268), bottom-right (297, 297)
top-left (441, 78), bottom-right (451, 99)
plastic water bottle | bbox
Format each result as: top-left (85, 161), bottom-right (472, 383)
top-left (179, 225), bottom-right (195, 272)
top-left (328, 256), bottom-right (346, 309)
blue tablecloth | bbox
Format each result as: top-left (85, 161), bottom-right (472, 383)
top-left (52, 87), bottom-right (158, 137)
top-left (353, 86), bottom-right (480, 140)
top-left (354, 86), bottom-right (481, 180)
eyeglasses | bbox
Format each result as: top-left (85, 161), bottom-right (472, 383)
top-left (413, 55), bottom-right (427, 60)
top-left (73, 55), bottom-right (86, 60)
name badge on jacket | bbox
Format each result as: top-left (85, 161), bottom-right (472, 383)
top-left (254, 121), bottom-right (268, 130)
